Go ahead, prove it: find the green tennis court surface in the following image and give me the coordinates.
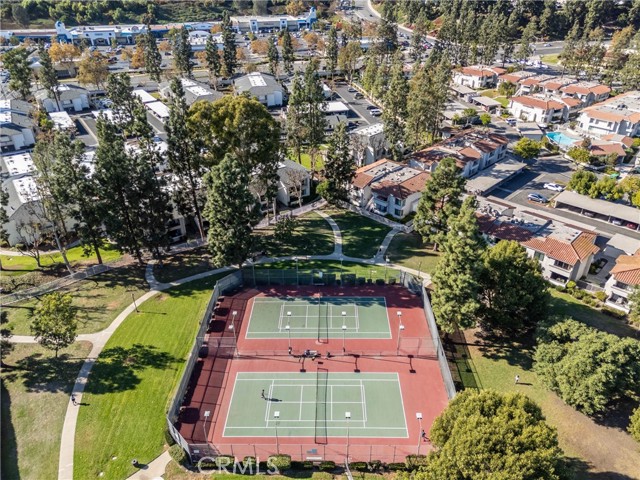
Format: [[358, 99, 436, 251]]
[[223, 372, 408, 438], [246, 296, 390, 339]]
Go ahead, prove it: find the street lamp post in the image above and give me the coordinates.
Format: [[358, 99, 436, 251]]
[[274, 411, 280, 454], [131, 292, 139, 313], [229, 324, 237, 355], [286, 325, 291, 350], [396, 311, 404, 355], [342, 311, 347, 353], [345, 412, 351, 459], [384, 256, 389, 281], [294, 257, 299, 285], [416, 412, 423, 455], [203, 410, 211, 443]]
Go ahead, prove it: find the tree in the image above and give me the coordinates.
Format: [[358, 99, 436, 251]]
[[286, 0, 306, 16], [415, 157, 465, 247], [377, 0, 398, 54], [222, 12, 237, 77], [286, 73, 306, 164], [382, 53, 408, 161], [567, 170, 597, 195], [281, 29, 295, 75], [337, 41, 362, 82], [567, 146, 591, 164], [479, 240, 548, 332], [12, 3, 30, 27], [323, 122, 355, 203], [0, 185, 9, 248], [418, 390, 567, 480], [166, 78, 206, 240], [142, 28, 162, 82], [49, 42, 80, 75], [361, 53, 378, 93], [431, 197, 485, 333], [39, 47, 60, 110], [204, 153, 258, 267], [513, 137, 542, 159], [620, 50, 640, 90], [534, 318, 640, 416], [498, 80, 517, 98], [0, 311, 13, 366], [629, 285, 640, 326], [515, 17, 538, 65], [267, 36, 280, 76], [3, 47, 32, 99], [170, 26, 193, 78], [589, 176, 624, 200], [302, 61, 327, 177], [31, 293, 78, 358], [630, 406, 640, 443], [77, 51, 109, 89], [326, 26, 339, 78], [479, 112, 491, 126], [204, 35, 222, 88]]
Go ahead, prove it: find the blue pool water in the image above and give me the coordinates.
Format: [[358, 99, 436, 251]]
[[546, 131, 579, 148]]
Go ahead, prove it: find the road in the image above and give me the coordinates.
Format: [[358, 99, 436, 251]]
[[333, 84, 381, 125]]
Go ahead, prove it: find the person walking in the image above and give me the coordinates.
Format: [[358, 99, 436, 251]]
[[71, 394, 77, 406], [515, 375, 520, 385], [261, 389, 265, 399]]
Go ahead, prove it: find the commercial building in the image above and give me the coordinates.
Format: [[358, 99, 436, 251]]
[[0, 99, 35, 152], [234, 72, 283, 107], [230, 8, 317, 33]]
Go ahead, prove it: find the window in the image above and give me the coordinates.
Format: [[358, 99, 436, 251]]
[[395, 197, 405, 206], [394, 208, 402, 217], [533, 251, 544, 261], [553, 260, 571, 271]]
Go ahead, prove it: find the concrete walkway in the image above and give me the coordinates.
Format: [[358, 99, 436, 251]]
[[315, 209, 343, 255], [127, 451, 171, 480], [375, 228, 401, 263]]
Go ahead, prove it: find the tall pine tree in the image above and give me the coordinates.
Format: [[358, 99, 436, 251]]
[[143, 26, 162, 82], [222, 12, 237, 77], [205, 34, 221, 88], [382, 53, 408, 161], [326, 26, 339, 79], [322, 122, 355, 203], [38, 47, 60, 111], [282, 29, 295, 75], [171, 26, 193, 78]]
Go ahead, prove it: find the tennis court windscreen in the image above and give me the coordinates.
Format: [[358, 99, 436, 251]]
[[314, 368, 328, 444]]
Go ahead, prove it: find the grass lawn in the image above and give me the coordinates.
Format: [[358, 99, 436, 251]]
[[73, 273, 231, 480], [3, 264, 148, 335], [287, 151, 324, 172], [480, 89, 509, 108], [1, 341, 92, 480], [541, 54, 561, 65], [254, 212, 335, 257], [153, 246, 214, 284], [324, 209, 391, 258], [255, 259, 400, 282], [0, 244, 122, 278], [385, 232, 440, 274], [450, 292, 640, 478]]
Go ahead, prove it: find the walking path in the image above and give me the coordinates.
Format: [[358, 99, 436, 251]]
[[8, 209, 427, 479], [375, 228, 401, 263]]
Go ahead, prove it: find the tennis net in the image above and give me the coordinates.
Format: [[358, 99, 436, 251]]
[[314, 368, 328, 444]]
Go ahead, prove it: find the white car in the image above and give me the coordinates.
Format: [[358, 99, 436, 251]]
[[370, 109, 382, 116], [543, 183, 564, 192]]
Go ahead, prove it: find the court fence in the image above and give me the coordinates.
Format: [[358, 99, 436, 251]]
[[166, 267, 457, 462], [166, 270, 243, 460], [241, 266, 408, 288]]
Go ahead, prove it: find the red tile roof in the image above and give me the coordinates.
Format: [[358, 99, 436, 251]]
[[590, 143, 626, 157], [476, 214, 536, 242], [522, 232, 599, 266], [611, 251, 640, 285], [372, 172, 430, 199], [511, 96, 566, 111]]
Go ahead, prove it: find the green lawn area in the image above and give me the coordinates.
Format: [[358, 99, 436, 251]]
[[449, 291, 640, 478], [0, 244, 122, 278], [153, 246, 214, 284], [73, 273, 230, 480], [480, 89, 509, 108], [255, 259, 400, 282], [1, 341, 92, 480], [287, 151, 324, 172], [3, 264, 148, 335], [541, 54, 561, 65], [385, 232, 441, 274], [254, 212, 335, 257], [324, 209, 391, 258]]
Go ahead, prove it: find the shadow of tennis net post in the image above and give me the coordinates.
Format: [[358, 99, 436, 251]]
[[314, 367, 328, 444]]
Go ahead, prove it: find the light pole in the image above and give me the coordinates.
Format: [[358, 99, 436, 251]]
[[342, 325, 347, 353], [417, 260, 422, 279], [416, 412, 423, 455], [396, 311, 404, 355], [286, 324, 291, 350], [345, 412, 351, 459], [274, 411, 280, 454], [294, 257, 299, 285], [229, 324, 237, 355], [384, 256, 389, 281], [369, 268, 376, 281], [203, 410, 211, 443], [131, 292, 139, 313], [232, 310, 237, 330]]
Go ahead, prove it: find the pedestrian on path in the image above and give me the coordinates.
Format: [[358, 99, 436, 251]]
[[515, 375, 520, 385], [421, 429, 427, 442], [261, 389, 265, 399], [71, 394, 77, 406]]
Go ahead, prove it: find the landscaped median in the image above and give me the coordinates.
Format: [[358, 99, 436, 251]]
[[73, 273, 230, 480]]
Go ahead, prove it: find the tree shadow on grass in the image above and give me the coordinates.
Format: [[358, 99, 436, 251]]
[[0, 380, 19, 480], [567, 457, 638, 480], [3, 352, 86, 394], [85, 344, 179, 395], [591, 398, 639, 431], [473, 328, 536, 371]]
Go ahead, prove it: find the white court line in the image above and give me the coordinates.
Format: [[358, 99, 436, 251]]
[[278, 303, 284, 331], [360, 380, 368, 423], [264, 380, 275, 424], [395, 372, 409, 436], [355, 303, 360, 330], [330, 385, 333, 421], [226, 425, 405, 430], [222, 373, 241, 435], [299, 385, 304, 420], [236, 378, 398, 383]]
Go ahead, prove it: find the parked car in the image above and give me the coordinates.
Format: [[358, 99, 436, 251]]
[[543, 43, 552, 47], [366, 105, 378, 110], [347, 87, 357, 93], [354, 92, 364, 99], [527, 193, 549, 204], [370, 109, 382, 116], [543, 183, 564, 192]]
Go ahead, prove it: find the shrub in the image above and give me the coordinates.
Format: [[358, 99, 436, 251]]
[[319, 460, 336, 471], [215, 455, 235, 468], [405, 454, 428, 470], [268, 454, 291, 471], [629, 407, 640, 442], [243, 456, 256, 467], [375, 278, 385, 285], [168, 444, 188, 465], [595, 291, 608, 302], [163, 425, 176, 446], [349, 461, 368, 472], [572, 289, 586, 299], [357, 276, 366, 285], [601, 306, 627, 319], [566, 280, 577, 290], [389, 277, 397, 285], [368, 460, 382, 471], [387, 462, 407, 471], [325, 273, 336, 285], [366, 278, 373, 284]]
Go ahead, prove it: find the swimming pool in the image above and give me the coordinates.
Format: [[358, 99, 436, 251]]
[[546, 131, 580, 148]]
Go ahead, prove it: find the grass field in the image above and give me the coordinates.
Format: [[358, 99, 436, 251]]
[[153, 246, 214, 284], [480, 89, 510, 108], [1, 342, 92, 480], [254, 260, 401, 282], [254, 212, 335, 257], [0, 244, 122, 278], [73, 273, 230, 480], [451, 291, 640, 479], [541, 54, 561, 65], [3, 264, 147, 335], [324, 209, 391, 258], [385, 232, 440, 274], [224, 373, 407, 438]]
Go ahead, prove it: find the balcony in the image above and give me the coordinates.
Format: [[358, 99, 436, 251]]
[[548, 272, 569, 286], [548, 261, 573, 275], [605, 294, 630, 312]]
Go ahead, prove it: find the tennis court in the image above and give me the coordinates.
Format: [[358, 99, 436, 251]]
[[223, 372, 408, 438], [246, 296, 390, 339]]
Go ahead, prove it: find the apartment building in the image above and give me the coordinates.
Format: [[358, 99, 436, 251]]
[[604, 250, 640, 312], [577, 91, 640, 137]]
